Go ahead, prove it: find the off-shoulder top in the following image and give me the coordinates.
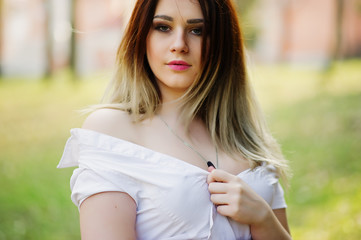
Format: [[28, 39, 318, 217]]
[[58, 128, 287, 240]]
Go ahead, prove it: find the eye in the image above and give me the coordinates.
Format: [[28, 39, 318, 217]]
[[155, 24, 171, 32], [190, 27, 203, 36]]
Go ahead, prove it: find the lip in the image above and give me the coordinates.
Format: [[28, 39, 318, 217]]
[[167, 60, 191, 71]]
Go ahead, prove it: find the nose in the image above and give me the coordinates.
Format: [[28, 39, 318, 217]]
[[170, 28, 189, 53]]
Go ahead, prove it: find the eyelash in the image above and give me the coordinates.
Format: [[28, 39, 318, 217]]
[[190, 28, 203, 36], [154, 24, 203, 36]]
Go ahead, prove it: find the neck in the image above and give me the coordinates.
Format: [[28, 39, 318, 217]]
[[157, 97, 185, 124]]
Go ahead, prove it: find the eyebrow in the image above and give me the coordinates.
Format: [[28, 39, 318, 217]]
[[153, 15, 204, 24]]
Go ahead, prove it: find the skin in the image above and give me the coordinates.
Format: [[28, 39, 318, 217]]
[[146, 0, 203, 102], [207, 166, 291, 240], [79, 0, 291, 239], [79, 192, 137, 240]]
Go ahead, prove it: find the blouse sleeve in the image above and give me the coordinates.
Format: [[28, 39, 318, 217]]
[[58, 129, 141, 209], [270, 181, 287, 209], [239, 164, 287, 210], [70, 166, 139, 208], [265, 164, 287, 209]]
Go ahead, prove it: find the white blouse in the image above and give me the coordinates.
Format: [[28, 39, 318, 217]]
[[58, 128, 287, 240]]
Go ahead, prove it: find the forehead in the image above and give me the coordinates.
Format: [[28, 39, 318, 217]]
[[154, 0, 203, 19]]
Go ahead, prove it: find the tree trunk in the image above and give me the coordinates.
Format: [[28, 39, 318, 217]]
[[44, 0, 53, 79], [70, 0, 77, 79], [334, 0, 344, 60], [0, 0, 4, 76]]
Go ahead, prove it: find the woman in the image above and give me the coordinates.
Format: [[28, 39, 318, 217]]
[[58, 0, 292, 239]]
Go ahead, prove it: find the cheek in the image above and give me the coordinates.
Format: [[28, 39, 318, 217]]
[[194, 46, 203, 69], [146, 38, 162, 65], [146, 39, 156, 67], [192, 39, 203, 64]]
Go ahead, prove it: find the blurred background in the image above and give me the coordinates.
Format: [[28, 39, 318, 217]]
[[0, 0, 360, 239]]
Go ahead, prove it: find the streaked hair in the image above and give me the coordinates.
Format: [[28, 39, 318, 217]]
[[100, 0, 291, 183]]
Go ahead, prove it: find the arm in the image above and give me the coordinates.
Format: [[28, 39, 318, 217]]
[[250, 208, 290, 240], [207, 169, 291, 240], [274, 208, 290, 233], [79, 110, 138, 239], [79, 192, 137, 240]]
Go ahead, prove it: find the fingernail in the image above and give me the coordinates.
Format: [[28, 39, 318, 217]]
[[207, 161, 216, 169]]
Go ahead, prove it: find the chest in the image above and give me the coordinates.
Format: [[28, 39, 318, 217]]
[[134, 120, 249, 174], [135, 171, 213, 238]]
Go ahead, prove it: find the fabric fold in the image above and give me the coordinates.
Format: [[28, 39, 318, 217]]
[[58, 128, 286, 240]]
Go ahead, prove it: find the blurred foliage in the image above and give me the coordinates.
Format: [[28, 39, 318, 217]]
[[236, 0, 259, 17], [0, 72, 105, 240], [252, 60, 361, 239], [357, 0, 361, 13], [235, 0, 259, 48], [0, 60, 361, 239], [235, 0, 256, 13]]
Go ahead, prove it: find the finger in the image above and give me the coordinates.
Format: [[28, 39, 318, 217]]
[[216, 205, 232, 217], [207, 161, 216, 169], [207, 169, 235, 184], [207, 171, 214, 184], [208, 182, 227, 194], [207, 166, 215, 173], [210, 193, 229, 205]]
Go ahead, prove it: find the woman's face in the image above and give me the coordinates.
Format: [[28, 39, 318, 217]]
[[146, 0, 204, 102]]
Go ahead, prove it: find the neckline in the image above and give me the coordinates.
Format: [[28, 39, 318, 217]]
[[73, 128, 252, 176], [157, 115, 219, 168]]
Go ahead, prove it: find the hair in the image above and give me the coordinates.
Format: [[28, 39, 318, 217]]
[[99, 0, 291, 184]]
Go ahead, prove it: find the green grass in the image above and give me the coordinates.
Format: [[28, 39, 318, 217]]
[[0, 74, 107, 239], [0, 60, 360, 239], [271, 93, 361, 239], [253, 60, 361, 239]]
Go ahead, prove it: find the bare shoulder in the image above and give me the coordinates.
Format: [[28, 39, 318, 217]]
[[82, 108, 136, 142]]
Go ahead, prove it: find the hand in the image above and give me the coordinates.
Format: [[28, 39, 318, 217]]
[[207, 168, 272, 226]]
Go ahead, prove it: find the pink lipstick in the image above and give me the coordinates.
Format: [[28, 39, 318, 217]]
[[167, 60, 191, 71]]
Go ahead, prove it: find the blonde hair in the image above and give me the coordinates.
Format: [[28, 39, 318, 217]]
[[97, 0, 291, 184]]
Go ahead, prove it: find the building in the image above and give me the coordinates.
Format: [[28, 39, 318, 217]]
[[0, 0, 134, 77], [254, 0, 361, 65], [0, 0, 360, 77]]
